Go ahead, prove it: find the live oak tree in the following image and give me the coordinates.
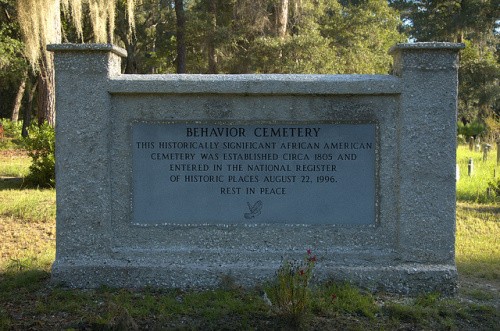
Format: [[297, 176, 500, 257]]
[[17, 0, 61, 126], [10, 0, 405, 120], [16, 0, 137, 126]]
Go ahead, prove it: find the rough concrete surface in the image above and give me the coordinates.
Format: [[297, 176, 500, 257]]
[[48, 42, 464, 295]]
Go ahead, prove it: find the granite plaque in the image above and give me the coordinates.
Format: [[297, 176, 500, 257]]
[[132, 123, 376, 225]]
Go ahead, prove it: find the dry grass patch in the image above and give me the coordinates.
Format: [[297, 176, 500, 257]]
[[0, 149, 30, 178], [0, 217, 55, 267], [456, 202, 500, 281]]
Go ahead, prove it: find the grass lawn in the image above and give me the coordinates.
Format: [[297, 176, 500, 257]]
[[0, 150, 30, 179], [0, 143, 499, 330], [456, 145, 500, 203]]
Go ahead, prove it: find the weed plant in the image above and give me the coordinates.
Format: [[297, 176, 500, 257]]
[[267, 250, 317, 325]]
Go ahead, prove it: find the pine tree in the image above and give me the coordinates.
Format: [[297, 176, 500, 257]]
[[390, 0, 499, 136]]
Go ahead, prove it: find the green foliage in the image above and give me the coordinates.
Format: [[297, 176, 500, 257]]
[[484, 115, 500, 143], [390, 0, 499, 43], [244, 32, 339, 74], [0, 26, 25, 79], [0, 0, 27, 82], [0, 118, 22, 138], [457, 119, 486, 138], [389, 1, 500, 126], [23, 122, 55, 187], [459, 40, 500, 123], [0, 0, 29, 119], [321, 0, 405, 74], [0, 118, 23, 149], [141, 0, 406, 74], [0, 307, 11, 330]]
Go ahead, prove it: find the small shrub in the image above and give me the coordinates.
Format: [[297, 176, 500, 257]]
[[23, 122, 55, 187], [0, 119, 23, 149], [0, 119, 23, 138]]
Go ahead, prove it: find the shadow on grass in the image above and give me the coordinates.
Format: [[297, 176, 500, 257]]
[[0, 268, 280, 330], [0, 269, 50, 297], [459, 203, 500, 215], [1, 268, 499, 330], [457, 258, 500, 281], [0, 177, 54, 191], [457, 192, 500, 204], [0, 177, 25, 191]]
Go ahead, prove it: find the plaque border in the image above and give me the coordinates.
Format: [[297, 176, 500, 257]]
[[129, 119, 380, 227]]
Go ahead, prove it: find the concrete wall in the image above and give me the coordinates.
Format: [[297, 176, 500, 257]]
[[48, 42, 463, 294]]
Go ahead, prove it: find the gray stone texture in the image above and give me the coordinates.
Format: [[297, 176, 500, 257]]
[[48, 42, 464, 295]]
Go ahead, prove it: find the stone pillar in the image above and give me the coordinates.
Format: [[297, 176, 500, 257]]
[[390, 43, 464, 268], [47, 44, 127, 284]]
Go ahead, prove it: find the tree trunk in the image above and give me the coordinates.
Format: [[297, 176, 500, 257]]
[[11, 70, 28, 122], [277, 0, 289, 38], [208, 0, 217, 74], [37, 58, 56, 127], [291, 0, 301, 35], [22, 78, 38, 138], [115, 7, 138, 74], [37, 0, 61, 127], [174, 0, 186, 73], [124, 38, 139, 74]]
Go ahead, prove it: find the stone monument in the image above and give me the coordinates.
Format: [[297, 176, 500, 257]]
[[48, 42, 464, 294]]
